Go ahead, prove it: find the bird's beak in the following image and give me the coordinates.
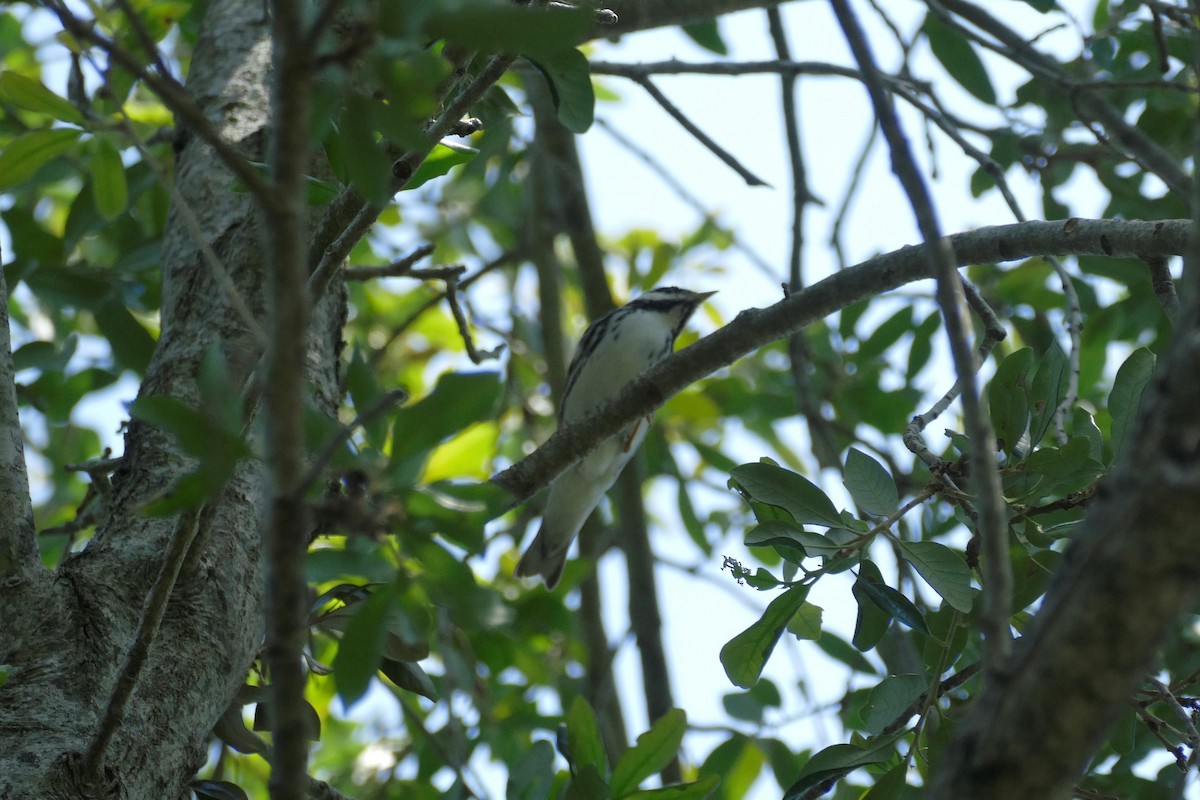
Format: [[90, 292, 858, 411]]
[[697, 290, 718, 301]]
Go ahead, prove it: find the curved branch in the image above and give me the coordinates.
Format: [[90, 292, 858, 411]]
[[490, 218, 1189, 502]]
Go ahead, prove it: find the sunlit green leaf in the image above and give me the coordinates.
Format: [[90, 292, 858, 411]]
[[333, 583, 396, 707], [988, 347, 1034, 456], [0, 128, 81, 190], [0, 70, 85, 124]]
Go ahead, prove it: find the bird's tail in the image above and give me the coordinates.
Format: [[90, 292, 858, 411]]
[[515, 525, 569, 589]]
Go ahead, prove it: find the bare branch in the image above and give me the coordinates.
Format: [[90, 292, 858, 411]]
[[630, 74, 769, 187]]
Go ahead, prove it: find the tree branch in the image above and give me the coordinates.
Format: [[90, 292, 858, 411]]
[[491, 218, 1190, 503], [263, 0, 316, 796]]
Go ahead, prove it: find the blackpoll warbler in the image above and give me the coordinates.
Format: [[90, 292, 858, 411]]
[[516, 287, 716, 588]]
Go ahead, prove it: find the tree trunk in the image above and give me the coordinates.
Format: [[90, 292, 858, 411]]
[[0, 0, 344, 795]]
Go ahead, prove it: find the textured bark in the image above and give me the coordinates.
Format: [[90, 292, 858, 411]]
[[0, 0, 344, 795]]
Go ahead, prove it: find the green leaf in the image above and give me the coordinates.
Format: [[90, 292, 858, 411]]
[[0, 128, 82, 190], [843, 449, 899, 516], [0, 70, 85, 124], [529, 48, 594, 133], [90, 136, 129, 220], [720, 584, 809, 688], [681, 20, 727, 55], [508, 740, 557, 800], [783, 735, 901, 800], [861, 674, 927, 735], [94, 299, 156, 372], [988, 347, 1034, 456], [1029, 341, 1069, 447], [898, 540, 976, 613], [856, 564, 929, 634], [611, 709, 686, 797], [346, 346, 388, 450], [851, 563, 892, 651], [814, 630, 877, 674], [391, 371, 501, 459], [787, 602, 823, 640], [405, 141, 480, 190], [623, 774, 720, 800], [190, 780, 250, 800], [425, 2, 592, 58], [333, 583, 396, 707], [566, 696, 609, 777], [1109, 347, 1154, 461], [921, 12, 997, 104], [730, 462, 844, 529], [339, 93, 392, 204], [378, 658, 437, 700]]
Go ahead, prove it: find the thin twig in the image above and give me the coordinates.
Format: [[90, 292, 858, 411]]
[[342, 244, 436, 280], [630, 74, 769, 187]]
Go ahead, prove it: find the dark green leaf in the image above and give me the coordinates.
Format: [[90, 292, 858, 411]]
[[391, 371, 501, 459], [425, 2, 592, 58], [1109, 347, 1154, 460], [622, 774, 720, 800], [856, 566, 930, 634], [90, 135, 129, 220], [681, 20, 727, 55], [529, 48, 594, 133], [843, 448, 899, 516], [190, 780, 250, 800], [1029, 341, 1068, 448], [814, 631, 877, 674], [720, 584, 809, 688], [94, 299, 156, 372], [861, 674, 926, 735], [0, 128, 82, 190], [379, 658, 438, 700], [610, 708, 686, 797], [346, 346, 388, 450], [988, 347, 1034, 456], [898, 541, 976, 613], [730, 462, 844, 529], [566, 696, 609, 777], [333, 583, 396, 707], [508, 740, 557, 800], [783, 735, 901, 800], [922, 13, 997, 104]]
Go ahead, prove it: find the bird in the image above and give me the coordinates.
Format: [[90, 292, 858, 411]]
[[515, 286, 716, 589]]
